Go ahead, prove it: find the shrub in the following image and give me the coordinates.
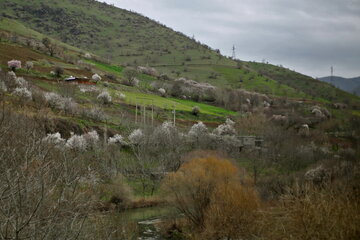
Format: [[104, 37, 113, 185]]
[[188, 121, 208, 140], [92, 73, 102, 82], [42, 132, 65, 146], [12, 87, 32, 101], [129, 129, 143, 145], [14, 77, 29, 88], [158, 88, 166, 97], [65, 134, 87, 151], [162, 156, 257, 235], [25, 61, 34, 71], [191, 106, 200, 116], [7, 60, 21, 71], [213, 118, 236, 136], [54, 66, 64, 77], [83, 130, 99, 148], [97, 91, 112, 104], [108, 134, 127, 146], [259, 184, 360, 240]]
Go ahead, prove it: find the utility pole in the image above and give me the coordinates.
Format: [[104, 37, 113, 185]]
[[331, 66, 334, 84], [232, 45, 236, 59]]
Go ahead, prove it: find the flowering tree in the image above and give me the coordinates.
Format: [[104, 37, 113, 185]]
[[92, 73, 102, 82], [83, 130, 99, 149], [213, 118, 236, 136], [97, 91, 112, 104], [129, 129, 143, 145], [65, 134, 87, 151], [158, 88, 166, 97], [25, 61, 34, 71], [42, 132, 65, 146], [7, 60, 21, 71], [12, 87, 32, 101], [108, 134, 127, 146]]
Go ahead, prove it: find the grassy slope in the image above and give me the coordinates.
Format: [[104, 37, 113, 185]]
[[0, 41, 234, 127], [1, 0, 359, 105]]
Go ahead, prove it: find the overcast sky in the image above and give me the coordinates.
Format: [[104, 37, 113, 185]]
[[103, 0, 360, 78]]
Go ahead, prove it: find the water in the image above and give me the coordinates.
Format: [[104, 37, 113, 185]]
[[121, 206, 173, 239]]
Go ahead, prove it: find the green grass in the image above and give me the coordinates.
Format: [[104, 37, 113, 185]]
[[118, 90, 235, 117], [84, 59, 124, 77]]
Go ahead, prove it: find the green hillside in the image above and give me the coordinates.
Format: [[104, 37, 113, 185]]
[[1, 0, 359, 106]]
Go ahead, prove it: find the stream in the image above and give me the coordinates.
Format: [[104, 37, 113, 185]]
[[121, 206, 173, 240]]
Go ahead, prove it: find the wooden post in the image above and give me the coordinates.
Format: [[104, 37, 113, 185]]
[[151, 103, 154, 126], [173, 104, 176, 126], [143, 104, 146, 125], [135, 101, 138, 123]]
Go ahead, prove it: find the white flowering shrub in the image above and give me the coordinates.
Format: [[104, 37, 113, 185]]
[[42, 132, 65, 146], [12, 87, 32, 100], [7, 71, 16, 81], [188, 121, 208, 140], [44, 92, 63, 109], [66, 134, 87, 151], [108, 134, 127, 146], [97, 91, 112, 104], [158, 88, 166, 96], [92, 73, 102, 82], [44, 92, 78, 114], [83, 130, 99, 147], [213, 118, 236, 136], [15, 77, 29, 88], [129, 129, 143, 145], [8, 60, 21, 71]]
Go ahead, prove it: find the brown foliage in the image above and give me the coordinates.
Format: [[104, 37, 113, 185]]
[[258, 184, 360, 240], [162, 156, 260, 239]]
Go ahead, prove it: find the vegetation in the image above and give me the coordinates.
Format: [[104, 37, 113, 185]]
[[0, 1, 359, 239]]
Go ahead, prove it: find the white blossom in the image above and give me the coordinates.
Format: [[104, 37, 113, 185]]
[[92, 73, 102, 82], [66, 134, 87, 151], [14, 77, 29, 88], [83, 130, 99, 147], [12, 87, 32, 100], [97, 91, 112, 104], [129, 129, 143, 145], [42, 132, 65, 146], [158, 88, 166, 96], [108, 134, 127, 146], [213, 118, 236, 136], [188, 121, 208, 139]]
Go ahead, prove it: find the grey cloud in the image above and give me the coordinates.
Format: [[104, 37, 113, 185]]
[[105, 0, 360, 77]]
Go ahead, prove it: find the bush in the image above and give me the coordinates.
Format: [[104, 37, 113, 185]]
[[162, 156, 258, 237], [97, 91, 112, 104], [54, 66, 64, 78], [65, 134, 87, 151], [108, 134, 127, 146], [259, 184, 360, 240], [158, 88, 166, 97], [191, 106, 200, 116], [129, 129, 143, 145], [12, 87, 32, 101], [25, 61, 34, 71], [92, 73, 102, 82]]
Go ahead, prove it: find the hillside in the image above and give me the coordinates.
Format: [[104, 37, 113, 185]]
[[318, 76, 360, 96], [1, 0, 359, 106]]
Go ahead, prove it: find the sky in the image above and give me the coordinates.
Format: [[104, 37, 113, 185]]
[[103, 0, 360, 78]]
